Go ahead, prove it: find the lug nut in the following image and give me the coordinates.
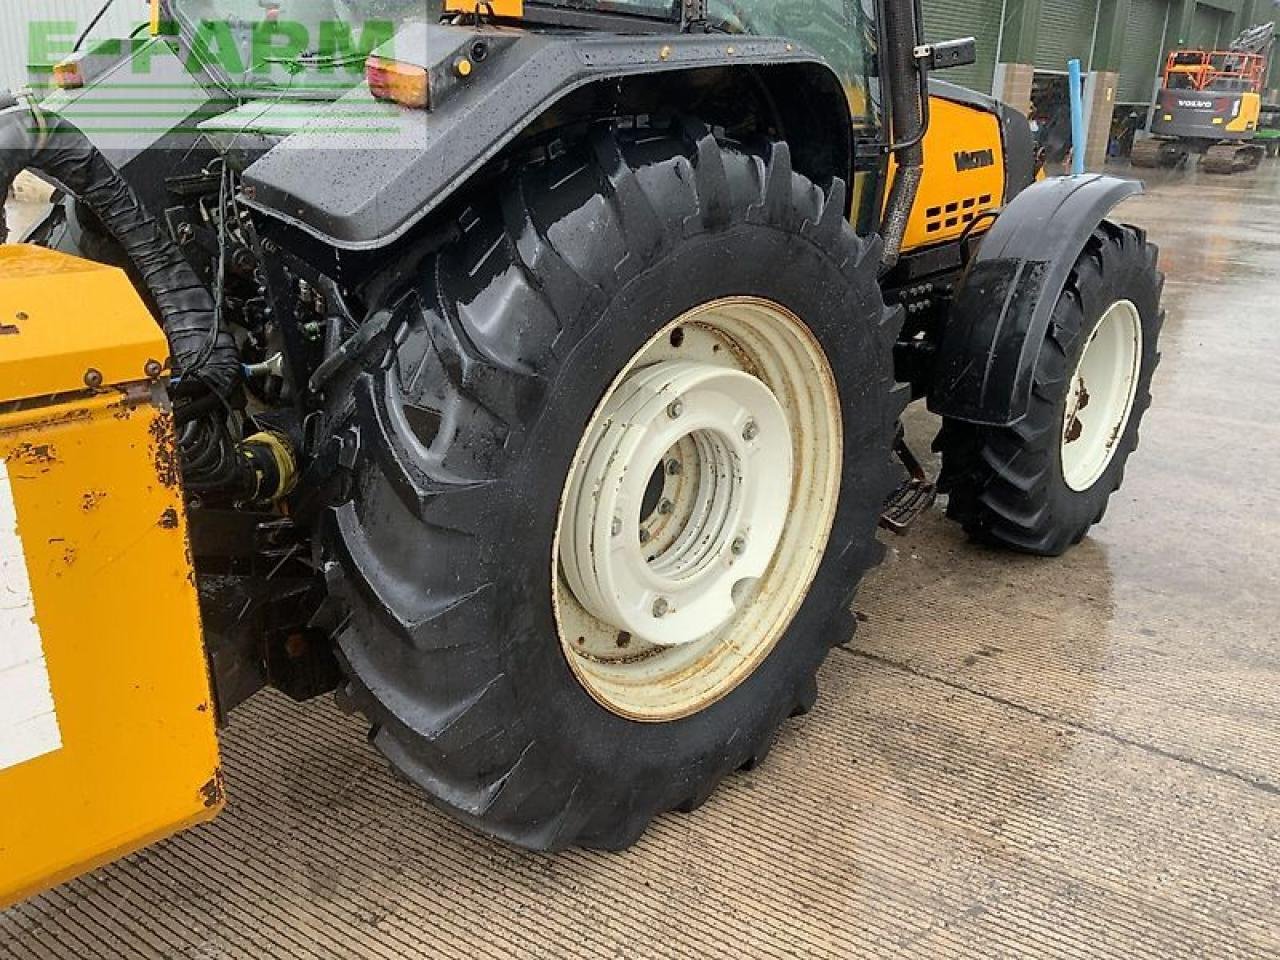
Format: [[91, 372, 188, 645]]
[[658, 499, 674, 515], [652, 597, 670, 618], [667, 399, 684, 419], [666, 459, 682, 476], [742, 420, 759, 441], [731, 536, 747, 556], [639, 528, 652, 544]]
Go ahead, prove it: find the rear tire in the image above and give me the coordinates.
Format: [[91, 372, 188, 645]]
[[935, 222, 1163, 556], [324, 119, 904, 850]]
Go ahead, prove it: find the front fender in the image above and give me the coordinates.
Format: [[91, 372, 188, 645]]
[[927, 174, 1143, 426]]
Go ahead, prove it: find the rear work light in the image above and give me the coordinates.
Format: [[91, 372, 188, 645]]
[[52, 56, 85, 90], [366, 56, 430, 109], [443, 0, 523, 15]]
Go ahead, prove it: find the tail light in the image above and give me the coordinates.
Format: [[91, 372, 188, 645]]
[[366, 56, 430, 110], [52, 56, 85, 90], [443, 0, 523, 14]]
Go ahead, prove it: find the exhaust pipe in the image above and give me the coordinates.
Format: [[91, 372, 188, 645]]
[[0, 94, 240, 399], [879, 0, 928, 272]]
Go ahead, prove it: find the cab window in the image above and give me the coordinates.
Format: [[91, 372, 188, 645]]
[[707, 0, 880, 126]]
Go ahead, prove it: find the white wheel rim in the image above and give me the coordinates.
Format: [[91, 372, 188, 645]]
[[1061, 299, 1143, 492], [552, 298, 842, 722]]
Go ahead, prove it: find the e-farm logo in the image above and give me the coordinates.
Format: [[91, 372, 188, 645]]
[[27, 17, 397, 81], [21, 17, 403, 140]]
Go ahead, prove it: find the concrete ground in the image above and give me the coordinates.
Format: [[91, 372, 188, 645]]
[[3, 161, 1278, 959]]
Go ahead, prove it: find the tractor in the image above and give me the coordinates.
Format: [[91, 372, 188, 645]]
[[0, 0, 1163, 904]]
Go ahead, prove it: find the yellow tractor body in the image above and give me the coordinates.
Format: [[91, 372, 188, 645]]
[[900, 95, 1008, 250]]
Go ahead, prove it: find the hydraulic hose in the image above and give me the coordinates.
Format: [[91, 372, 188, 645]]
[[0, 96, 240, 399], [879, 0, 927, 272]]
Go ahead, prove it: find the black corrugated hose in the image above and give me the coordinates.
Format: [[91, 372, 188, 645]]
[[0, 93, 240, 399]]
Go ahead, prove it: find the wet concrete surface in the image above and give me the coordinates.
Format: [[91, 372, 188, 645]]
[[2, 161, 1279, 958]]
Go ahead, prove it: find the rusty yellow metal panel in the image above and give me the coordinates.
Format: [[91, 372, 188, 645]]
[[0, 247, 171, 404], [0, 247, 220, 910]]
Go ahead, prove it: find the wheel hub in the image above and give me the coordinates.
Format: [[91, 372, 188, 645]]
[[552, 297, 842, 722], [1061, 299, 1142, 492], [561, 361, 792, 647]]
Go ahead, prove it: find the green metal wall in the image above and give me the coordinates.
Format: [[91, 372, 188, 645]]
[[920, 0, 1003, 92], [1034, 0, 1101, 72], [917, 0, 1273, 104], [1190, 2, 1231, 47], [1118, 0, 1173, 103]]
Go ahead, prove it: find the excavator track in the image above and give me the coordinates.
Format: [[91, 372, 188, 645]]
[[1202, 142, 1265, 174], [1130, 138, 1166, 168], [1131, 138, 1189, 169]]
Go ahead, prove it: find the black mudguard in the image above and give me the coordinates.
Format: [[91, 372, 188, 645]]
[[927, 174, 1143, 427], [239, 22, 852, 250]]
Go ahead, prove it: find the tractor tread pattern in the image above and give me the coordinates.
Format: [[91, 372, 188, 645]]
[[934, 222, 1164, 556], [324, 118, 904, 851]]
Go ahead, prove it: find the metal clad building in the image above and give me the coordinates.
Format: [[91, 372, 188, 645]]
[[921, 0, 1005, 94], [1119, 0, 1175, 104], [925, 0, 1276, 107], [1034, 0, 1099, 74]]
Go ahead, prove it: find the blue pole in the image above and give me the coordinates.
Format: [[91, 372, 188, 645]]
[[1068, 58, 1086, 174]]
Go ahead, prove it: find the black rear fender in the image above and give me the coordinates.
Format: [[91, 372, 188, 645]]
[[239, 23, 855, 251]]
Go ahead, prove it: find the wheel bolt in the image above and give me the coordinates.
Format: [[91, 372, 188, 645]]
[[658, 499, 674, 515], [667, 399, 684, 419], [667, 459, 682, 476], [731, 536, 747, 555], [611, 516, 622, 537], [652, 597, 670, 618], [639, 528, 652, 544], [742, 420, 759, 441]]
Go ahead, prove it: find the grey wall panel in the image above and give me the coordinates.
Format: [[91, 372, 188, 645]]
[[1118, 0, 1172, 103], [1190, 2, 1230, 47], [1034, 0, 1100, 72], [921, 0, 1003, 92]]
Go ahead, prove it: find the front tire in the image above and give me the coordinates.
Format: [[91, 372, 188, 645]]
[[935, 222, 1163, 556], [325, 119, 904, 850]]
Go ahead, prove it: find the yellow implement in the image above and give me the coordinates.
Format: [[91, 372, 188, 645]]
[[0, 247, 221, 909]]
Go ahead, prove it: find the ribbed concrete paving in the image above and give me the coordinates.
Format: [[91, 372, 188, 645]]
[[3, 162, 1278, 959]]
